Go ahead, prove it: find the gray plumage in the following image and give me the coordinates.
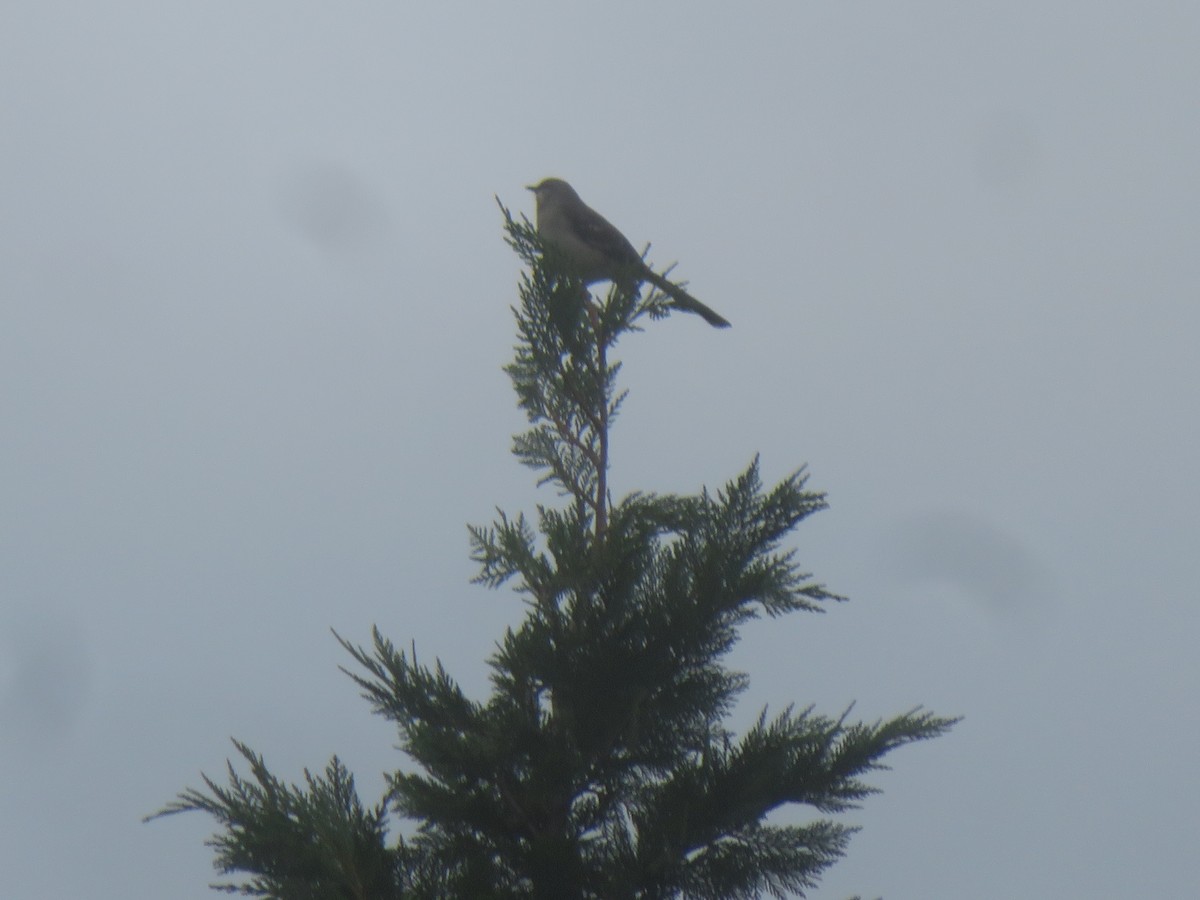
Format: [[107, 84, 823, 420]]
[[527, 178, 731, 328]]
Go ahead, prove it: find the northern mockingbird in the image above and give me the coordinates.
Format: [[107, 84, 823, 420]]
[[527, 178, 731, 328]]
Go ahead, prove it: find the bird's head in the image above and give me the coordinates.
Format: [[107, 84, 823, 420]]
[[526, 177, 580, 213]]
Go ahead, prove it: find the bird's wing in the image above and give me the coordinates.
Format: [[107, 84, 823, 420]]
[[565, 203, 642, 266]]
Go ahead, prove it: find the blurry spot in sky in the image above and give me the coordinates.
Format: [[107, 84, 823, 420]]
[[879, 510, 1054, 611], [0, 607, 92, 753], [277, 162, 391, 251], [971, 108, 1041, 191]]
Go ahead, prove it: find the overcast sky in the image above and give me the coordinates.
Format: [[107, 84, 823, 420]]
[[3, 3, 1198, 898]]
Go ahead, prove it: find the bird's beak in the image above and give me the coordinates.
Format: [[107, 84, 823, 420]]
[[525, 184, 537, 192]]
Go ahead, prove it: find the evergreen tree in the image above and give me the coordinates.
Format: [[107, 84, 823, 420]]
[[150, 202, 957, 898]]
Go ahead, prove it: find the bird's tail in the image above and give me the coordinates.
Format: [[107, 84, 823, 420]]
[[645, 270, 732, 328]]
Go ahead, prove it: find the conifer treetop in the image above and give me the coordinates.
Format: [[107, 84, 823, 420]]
[[148, 200, 957, 900]]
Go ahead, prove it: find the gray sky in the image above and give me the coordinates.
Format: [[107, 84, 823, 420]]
[[2, 3, 1198, 897]]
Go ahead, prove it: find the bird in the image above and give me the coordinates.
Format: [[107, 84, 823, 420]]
[[526, 178, 731, 328]]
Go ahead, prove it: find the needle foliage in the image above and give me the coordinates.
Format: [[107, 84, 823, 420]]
[[150, 204, 956, 899]]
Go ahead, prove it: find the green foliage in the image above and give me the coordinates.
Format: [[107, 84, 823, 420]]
[[148, 742, 400, 898], [151, 201, 957, 898]]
